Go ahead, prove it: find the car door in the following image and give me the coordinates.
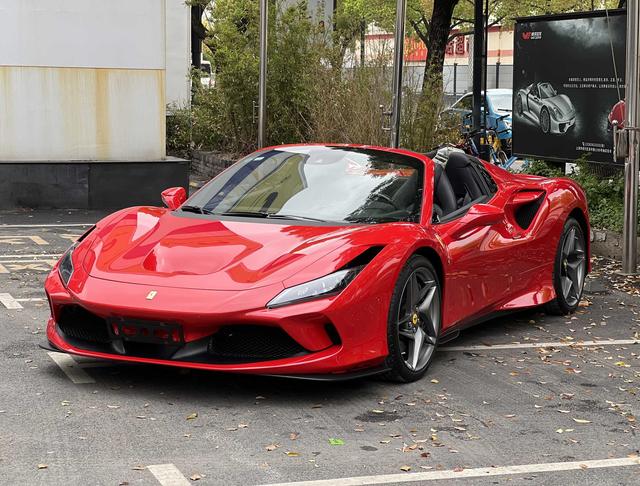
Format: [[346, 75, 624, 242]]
[[431, 157, 528, 327], [528, 85, 543, 120]]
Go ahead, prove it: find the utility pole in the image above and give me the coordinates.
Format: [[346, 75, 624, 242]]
[[622, 0, 640, 273], [257, 0, 268, 149], [390, 0, 407, 149]]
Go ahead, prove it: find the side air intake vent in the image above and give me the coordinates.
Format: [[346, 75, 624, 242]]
[[514, 195, 544, 230]]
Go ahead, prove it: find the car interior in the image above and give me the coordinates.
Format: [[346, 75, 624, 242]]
[[425, 149, 497, 223]]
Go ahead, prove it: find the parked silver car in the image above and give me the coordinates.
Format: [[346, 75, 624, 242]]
[[515, 82, 576, 135]]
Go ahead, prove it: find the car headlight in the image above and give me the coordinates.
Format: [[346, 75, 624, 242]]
[[57, 225, 96, 287], [58, 243, 77, 287], [267, 266, 364, 308]]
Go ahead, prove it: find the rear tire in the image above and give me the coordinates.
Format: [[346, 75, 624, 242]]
[[383, 256, 441, 383], [545, 218, 587, 315], [515, 95, 524, 116]]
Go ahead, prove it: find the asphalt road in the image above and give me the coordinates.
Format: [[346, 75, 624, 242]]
[[0, 209, 639, 486]]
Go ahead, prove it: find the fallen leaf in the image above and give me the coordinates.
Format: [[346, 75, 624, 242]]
[[400, 465, 411, 472], [186, 412, 198, 420], [37, 464, 48, 470], [190, 473, 202, 481], [430, 379, 439, 384], [131, 466, 146, 471], [572, 418, 592, 424], [285, 451, 300, 457], [265, 444, 280, 452], [289, 432, 300, 440], [328, 438, 345, 446]]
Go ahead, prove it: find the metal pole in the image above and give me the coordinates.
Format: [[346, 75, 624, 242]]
[[390, 0, 407, 149], [453, 63, 458, 96], [472, 0, 485, 151], [622, 0, 640, 273], [257, 0, 268, 149]]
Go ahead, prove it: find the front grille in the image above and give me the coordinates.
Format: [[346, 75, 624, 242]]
[[208, 326, 307, 363], [57, 305, 111, 344]]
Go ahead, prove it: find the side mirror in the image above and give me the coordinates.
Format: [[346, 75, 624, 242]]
[[161, 187, 187, 210], [451, 203, 503, 239]]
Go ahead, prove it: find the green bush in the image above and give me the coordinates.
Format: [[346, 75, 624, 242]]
[[522, 159, 638, 234], [168, 0, 455, 157]]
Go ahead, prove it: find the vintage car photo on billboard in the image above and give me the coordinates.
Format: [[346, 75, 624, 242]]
[[515, 82, 576, 135], [512, 10, 626, 163]]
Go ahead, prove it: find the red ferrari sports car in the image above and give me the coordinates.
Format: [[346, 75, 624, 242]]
[[44, 144, 589, 382]]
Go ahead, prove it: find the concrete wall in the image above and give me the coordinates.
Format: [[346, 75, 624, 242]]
[[0, 0, 167, 161]]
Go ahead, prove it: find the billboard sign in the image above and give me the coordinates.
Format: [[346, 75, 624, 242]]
[[513, 10, 626, 164]]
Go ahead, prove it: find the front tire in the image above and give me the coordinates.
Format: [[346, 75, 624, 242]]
[[540, 108, 551, 134], [384, 256, 441, 383], [545, 218, 587, 315]]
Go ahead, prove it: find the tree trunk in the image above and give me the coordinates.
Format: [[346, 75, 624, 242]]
[[422, 0, 459, 93]]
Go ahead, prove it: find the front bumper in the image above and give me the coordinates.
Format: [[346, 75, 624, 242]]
[[44, 268, 390, 377], [550, 116, 575, 134]]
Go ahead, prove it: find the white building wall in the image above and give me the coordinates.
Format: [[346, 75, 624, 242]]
[[0, 0, 167, 161], [165, 0, 191, 108]]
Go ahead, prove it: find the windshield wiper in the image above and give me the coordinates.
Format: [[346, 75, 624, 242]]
[[220, 210, 270, 218], [180, 205, 214, 215], [220, 211, 329, 223]]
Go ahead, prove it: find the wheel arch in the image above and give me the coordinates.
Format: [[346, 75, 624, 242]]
[[413, 246, 444, 291]]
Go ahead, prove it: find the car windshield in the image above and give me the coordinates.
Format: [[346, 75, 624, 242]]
[[185, 146, 424, 224], [539, 83, 557, 99], [488, 92, 512, 112]]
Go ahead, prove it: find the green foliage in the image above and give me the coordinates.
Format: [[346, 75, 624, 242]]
[[523, 160, 564, 178], [168, 0, 456, 156], [522, 158, 637, 234], [570, 160, 628, 233]]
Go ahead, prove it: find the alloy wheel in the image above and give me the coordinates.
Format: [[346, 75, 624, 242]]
[[559, 226, 586, 306], [396, 268, 440, 372], [541, 109, 550, 133]]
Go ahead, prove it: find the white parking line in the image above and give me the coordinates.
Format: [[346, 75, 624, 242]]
[[0, 223, 93, 228], [147, 464, 191, 486], [258, 457, 640, 486], [0, 293, 23, 309], [47, 352, 96, 384], [440, 339, 640, 352], [0, 235, 49, 245], [0, 254, 62, 259]]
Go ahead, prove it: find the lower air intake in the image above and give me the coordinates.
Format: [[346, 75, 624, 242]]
[[207, 326, 307, 363], [57, 305, 111, 344]]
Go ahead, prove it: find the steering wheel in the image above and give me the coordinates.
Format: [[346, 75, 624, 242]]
[[370, 193, 399, 209]]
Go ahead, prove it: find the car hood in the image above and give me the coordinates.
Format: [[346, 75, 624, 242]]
[[84, 207, 376, 291], [547, 95, 574, 116]]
